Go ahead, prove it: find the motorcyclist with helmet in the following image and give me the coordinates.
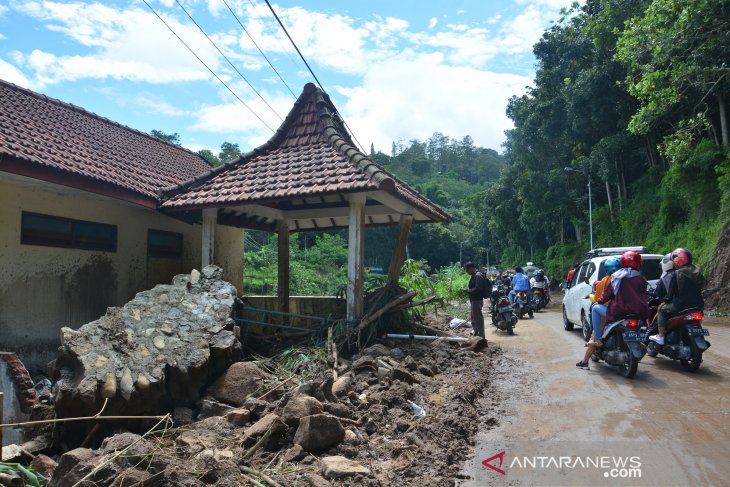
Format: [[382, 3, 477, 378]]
[[649, 248, 704, 346], [529, 269, 551, 305], [577, 250, 648, 369], [654, 253, 676, 301]]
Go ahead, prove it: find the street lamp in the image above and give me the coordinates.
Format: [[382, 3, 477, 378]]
[[564, 167, 593, 250]]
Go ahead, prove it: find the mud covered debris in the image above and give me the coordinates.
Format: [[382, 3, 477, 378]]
[[42, 316, 501, 486]]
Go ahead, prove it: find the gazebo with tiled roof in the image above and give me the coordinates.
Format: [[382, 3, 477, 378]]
[[161, 83, 449, 321]]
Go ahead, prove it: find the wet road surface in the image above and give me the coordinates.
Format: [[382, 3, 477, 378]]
[[461, 304, 730, 486]]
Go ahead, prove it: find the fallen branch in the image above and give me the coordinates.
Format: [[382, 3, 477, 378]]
[[241, 466, 284, 487], [394, 295, 439, 310], [242, 424, 276, 460], [355, 291, 417, 334], [241, 473, 266, 487], [257, 375, 297, 402]]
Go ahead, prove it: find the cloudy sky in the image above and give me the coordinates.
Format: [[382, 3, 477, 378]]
[[0, 0, 575, 154]]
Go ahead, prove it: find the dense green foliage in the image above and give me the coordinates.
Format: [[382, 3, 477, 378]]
[[478, 0, 729, 279]]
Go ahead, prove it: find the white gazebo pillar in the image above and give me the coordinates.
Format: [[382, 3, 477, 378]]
[[201, 208, 216, 267], [388, 213, 413, 284], [347, 194, 366, 322], [277, 220, 290, 315]]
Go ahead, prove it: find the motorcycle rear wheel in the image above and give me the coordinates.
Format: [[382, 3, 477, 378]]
[[618, 336, 638, 379], [680, 335, 702, 372], [507, 321, 514, 335]]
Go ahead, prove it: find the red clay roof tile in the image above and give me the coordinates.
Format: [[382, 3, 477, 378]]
[[0, 79, 211, 201], [161, 84, 448, 222]]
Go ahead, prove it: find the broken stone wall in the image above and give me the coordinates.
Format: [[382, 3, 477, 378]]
[[51, 266, 241, 429], [0, 177, 243, 370]]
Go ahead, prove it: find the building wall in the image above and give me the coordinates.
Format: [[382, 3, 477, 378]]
[[0, 175, 243, 370]]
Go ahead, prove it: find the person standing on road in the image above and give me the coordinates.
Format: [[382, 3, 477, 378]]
[[462, 262, 487, 338]]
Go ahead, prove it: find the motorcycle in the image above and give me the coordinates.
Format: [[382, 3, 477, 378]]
[[492, 285, 517, 335], [590, 315, 647, 379], [514, 290, 533, 319], [532, 288, 546, 312], [644, 308, 710, 372]]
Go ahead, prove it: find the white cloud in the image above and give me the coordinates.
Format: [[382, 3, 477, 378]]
[[12, 1, 222, 86], [0, 59, 32, 88], [188, 87, 293, 147], [428, 17, 437, 29], [0, 33, 6, 40], [498, 5, 546, 54], [405, 25, 498, 68], [133, 94, 190, 117], [337, 52, 532, 152]]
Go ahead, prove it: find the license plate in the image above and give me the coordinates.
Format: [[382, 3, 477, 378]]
[[498, 306, 512, 313], [687, 328, 710, 336], [623, 331, 646, 341]]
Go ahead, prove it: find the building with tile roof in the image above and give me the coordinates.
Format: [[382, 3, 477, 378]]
[[0, 79, 448, 366], [0, 78, 243, 368]]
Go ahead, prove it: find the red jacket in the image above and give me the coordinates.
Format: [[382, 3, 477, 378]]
[[567, 269, 576, 282], [598, 274, 648, 321]]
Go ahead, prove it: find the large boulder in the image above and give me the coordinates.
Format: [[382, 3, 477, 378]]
[[282, 395, 324, 426], [205, 361, 271, 406], [51, 266, 240, 426], [293, 414, 345, 453]]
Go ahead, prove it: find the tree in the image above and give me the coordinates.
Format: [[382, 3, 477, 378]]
[[616, 0, 730, 159], [219, 142, 241, 164], [150, 129, 181, 145], [197, 149, 221, 167]]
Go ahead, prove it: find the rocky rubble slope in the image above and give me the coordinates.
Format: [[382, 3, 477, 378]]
[[45, 335, 498, 486]]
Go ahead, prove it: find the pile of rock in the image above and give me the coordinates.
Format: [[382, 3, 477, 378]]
[[46, 335, 492, 486]]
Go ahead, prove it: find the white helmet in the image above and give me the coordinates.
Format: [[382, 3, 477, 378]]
[[661, 253, 675, 273]]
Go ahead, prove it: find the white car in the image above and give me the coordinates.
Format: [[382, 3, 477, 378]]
[[562, 247, 663, 341]]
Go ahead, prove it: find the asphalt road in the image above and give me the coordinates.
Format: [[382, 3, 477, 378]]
[[460, 303, 730, 487]]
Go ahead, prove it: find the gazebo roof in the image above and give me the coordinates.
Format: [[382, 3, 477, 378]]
[[160, 83, 449, 231]]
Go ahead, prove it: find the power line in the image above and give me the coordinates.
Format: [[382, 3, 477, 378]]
[[246, 0, 304, 74], [262, 0, 368, 154], [263, 0, 325, 93], [174, 0, 284, 121], [141, 0, 275, 133], [221, 0, 297, 99]]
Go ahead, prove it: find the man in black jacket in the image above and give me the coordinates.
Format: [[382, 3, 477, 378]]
[[649, 248, 704, 346], [462, 262, 489, 338]]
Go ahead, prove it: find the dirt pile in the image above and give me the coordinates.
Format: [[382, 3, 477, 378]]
[[42, 324, 499, 486], [704, 220, 730, 310]]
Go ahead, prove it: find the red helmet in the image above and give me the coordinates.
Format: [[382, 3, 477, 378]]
[[671, 248, 692, 268], [620, 250, 642, 270]]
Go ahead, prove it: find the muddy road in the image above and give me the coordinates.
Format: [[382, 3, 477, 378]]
[[461, 304, 730, 486]]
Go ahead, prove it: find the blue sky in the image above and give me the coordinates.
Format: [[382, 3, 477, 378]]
[[0, 0, 576, 155]]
